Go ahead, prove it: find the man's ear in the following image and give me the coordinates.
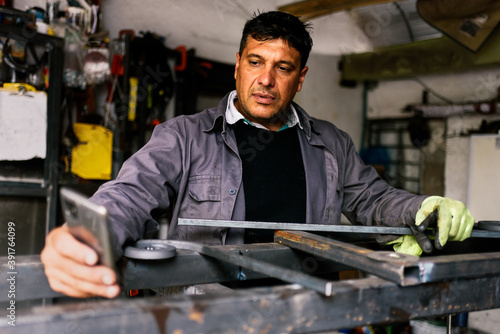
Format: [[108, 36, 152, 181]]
[[297, 66, 308, 92], [234, 52, 241, 80]]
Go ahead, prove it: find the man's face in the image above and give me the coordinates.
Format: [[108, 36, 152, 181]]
[[234, 37, 308, 131]]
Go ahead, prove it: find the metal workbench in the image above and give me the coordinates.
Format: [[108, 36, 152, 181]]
[[1, 230, 499, 333]]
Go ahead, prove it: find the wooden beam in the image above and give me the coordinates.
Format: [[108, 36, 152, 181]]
[[340, 26, 500, 81], [278, 0, 399, 17]]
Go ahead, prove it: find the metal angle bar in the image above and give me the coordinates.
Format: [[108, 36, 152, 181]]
[[275, 231, 500, 286], [274, 230, 417, 286], [178, 218, 500, 239], [149, 240, 334, 296], [2, 275, 500, 334]]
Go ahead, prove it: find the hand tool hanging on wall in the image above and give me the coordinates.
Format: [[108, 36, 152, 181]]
[[2, 36, 49, 89], [128, 31, 174, 149]]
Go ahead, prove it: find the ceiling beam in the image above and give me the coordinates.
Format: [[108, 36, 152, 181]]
[[278, 0, 400, 18], [340, 26, 500, 81]]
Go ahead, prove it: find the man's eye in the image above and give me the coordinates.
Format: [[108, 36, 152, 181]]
[[278, 66, 290, 72]]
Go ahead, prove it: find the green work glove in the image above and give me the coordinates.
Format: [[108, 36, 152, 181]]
[[375, 234, 424, 256], [414, 196, 475, 251], [386, 235, 423, 257]]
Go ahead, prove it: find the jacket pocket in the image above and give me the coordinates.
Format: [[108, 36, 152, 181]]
[[324, 172, 343, 223], [188, 174, 221, 202]]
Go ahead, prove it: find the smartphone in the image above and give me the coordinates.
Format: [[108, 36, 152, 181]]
[[60, 187, 116, 270]]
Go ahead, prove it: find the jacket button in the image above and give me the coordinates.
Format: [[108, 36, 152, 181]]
[[228, 188, 236, 195]]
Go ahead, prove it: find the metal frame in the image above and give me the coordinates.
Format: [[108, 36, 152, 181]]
[[0, 243, 350, 302], [1, 275, 500, 333], [2, 231, 500, 332], [137, 240, 335, 295]]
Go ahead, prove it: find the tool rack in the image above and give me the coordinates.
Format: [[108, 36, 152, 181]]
[[0, 18, 65, 234], [1, 229, 500, 333]]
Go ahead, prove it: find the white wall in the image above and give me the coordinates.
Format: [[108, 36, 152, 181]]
[[296, 54, 363, 148], [367, 67, 500, 119]]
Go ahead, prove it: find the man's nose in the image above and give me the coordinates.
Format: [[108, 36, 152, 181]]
[[258, 67, 275, 87]]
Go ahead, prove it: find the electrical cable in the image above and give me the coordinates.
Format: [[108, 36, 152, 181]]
[[394, 2, 414, 42], [91, 5, 99, 35], [2, 38, 47, 74], [412, 77, 456, 104]]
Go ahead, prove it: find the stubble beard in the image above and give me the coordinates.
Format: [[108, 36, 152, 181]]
[[238, 99, 291, 129]]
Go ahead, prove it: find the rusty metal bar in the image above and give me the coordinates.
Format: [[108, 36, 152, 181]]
[[274, 231, 500, 286], [274, 230, 418, 285]]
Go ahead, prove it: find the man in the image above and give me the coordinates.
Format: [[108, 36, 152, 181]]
[[41, 11, 474, 299]]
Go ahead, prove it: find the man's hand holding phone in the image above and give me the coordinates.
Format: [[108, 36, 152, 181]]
[[41, 225, 120, 298], [41, 188, 120, 299]]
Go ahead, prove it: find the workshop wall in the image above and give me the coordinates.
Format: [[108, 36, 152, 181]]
[[366, 66, 500, 200], [14, 0, 364, 148], [98, 0, 365, 149], [367, 67, 500, 118], [98, 0, 370, 62], [295, 53, 364, 148]]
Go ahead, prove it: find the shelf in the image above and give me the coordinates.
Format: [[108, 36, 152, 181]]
[[0, 22, 64, 233], [0, 181, 46, 197]]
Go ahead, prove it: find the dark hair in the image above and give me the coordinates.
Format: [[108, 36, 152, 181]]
[[238, 11, 313, 70]]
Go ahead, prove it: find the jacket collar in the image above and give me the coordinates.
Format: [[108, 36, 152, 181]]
[[203, 92, 231, 133], [292, 101, 318, 139]]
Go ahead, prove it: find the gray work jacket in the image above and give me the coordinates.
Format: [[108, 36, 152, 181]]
[[91, 93, 426, 257]]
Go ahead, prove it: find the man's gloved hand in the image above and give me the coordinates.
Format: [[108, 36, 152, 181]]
[[377, 196, 475, 256], [383, 235, 423, 257], [414, 196, 475, 251]]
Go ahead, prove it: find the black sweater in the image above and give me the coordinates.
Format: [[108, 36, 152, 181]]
[[233, 120, 306, 243]]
